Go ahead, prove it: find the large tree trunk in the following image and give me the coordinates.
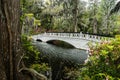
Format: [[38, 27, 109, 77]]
[[0, 0, 23, 80]]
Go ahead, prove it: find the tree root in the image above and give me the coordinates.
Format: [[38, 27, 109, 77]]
[[20, 67, 47, 80]]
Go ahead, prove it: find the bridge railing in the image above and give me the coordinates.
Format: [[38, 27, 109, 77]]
[[42, 32, 113, 42]]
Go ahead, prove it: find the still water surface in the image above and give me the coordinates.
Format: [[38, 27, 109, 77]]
[[32, 41, 88, 64]]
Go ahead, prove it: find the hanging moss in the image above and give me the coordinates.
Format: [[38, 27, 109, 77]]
[[34, 19, 41, 26], [25, 13, 34, 18]]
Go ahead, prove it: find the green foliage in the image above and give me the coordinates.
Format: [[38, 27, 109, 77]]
[[20, 0, 120, 35], [62, 67, 81, 80], [30, 63, 50, 73], [22, 35, 50, 75], [22, 35, 40, 66], [80, 37, 120, 80], [40, 14, 53, 31]]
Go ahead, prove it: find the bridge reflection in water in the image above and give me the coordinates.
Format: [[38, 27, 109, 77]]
[[32, 41, 88, 64], [32, 41, 88, 80]]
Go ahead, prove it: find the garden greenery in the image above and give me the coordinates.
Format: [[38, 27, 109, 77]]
[[21, 35, 50, 74], [80, 36, 120, 80]]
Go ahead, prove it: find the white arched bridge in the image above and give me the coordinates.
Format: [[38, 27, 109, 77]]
[[32, 32, 112, 50]]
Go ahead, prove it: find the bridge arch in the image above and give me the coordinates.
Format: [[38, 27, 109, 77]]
[[46, 39, 76, 48], [36, 39, 42, 42]]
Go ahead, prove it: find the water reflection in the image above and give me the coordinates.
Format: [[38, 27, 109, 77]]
[[32, 41, 88, 64]]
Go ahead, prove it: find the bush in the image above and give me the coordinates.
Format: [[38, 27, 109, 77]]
[[21, 35, 50, 75], [22, 35, 40, 66], [80, 36, 120, 80]]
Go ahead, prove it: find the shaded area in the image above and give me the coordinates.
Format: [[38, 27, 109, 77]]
[[47, 40, 75, 49], [36, 39, 42, 42]]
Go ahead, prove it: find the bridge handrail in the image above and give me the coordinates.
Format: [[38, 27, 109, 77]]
[[42, 32, 113, 41]]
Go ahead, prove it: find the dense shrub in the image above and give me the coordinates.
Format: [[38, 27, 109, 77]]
[[22, 35, 40, 66], [21, 35, 50, 74], [80, 36, 120, 80]]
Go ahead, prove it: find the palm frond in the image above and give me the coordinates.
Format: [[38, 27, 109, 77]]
[[110, 1, 120, 14]]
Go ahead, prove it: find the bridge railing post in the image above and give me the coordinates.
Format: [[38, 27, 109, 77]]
[[79, 32, 82, 38], [93, 35, 96, 41], [69, 33, 71, 38], [53, 33, 55, 36], [86, 34, 89, 39], [70, 33, 72, 37], [57, 33, 59, 36], [76, 33, 79, 38], [59, 33, 61, 37], [49, 33, 51, 36], [52, 33, 54, 36], [95, 36, 98, 41], [83, 34, 85, 39], [66, 33, 68, 37]]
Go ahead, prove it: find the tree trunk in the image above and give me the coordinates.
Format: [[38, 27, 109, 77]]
[[92, 0, 98, 34], [0, 0, 23, 80], [73, 0, 78, 32], [93, 18, 97, 34]]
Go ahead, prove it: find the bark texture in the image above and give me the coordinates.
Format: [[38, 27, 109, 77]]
[[0, 0, 23, 80], [73, 0, 78, 32]]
